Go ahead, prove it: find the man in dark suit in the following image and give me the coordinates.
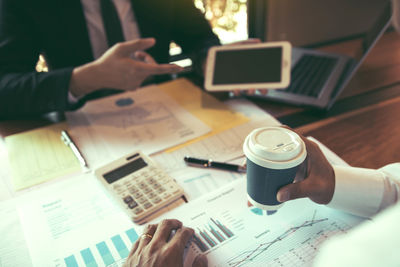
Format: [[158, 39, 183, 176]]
[[0, 0, 220, 118]]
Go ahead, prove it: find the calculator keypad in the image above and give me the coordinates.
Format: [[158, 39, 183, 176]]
[[117, 170, 183, 217], [128, 201, 138, 209], [96, 153, 184, 224]]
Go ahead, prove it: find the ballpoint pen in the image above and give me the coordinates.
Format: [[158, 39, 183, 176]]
[[184, 156, 246, 173], [61, 130, 89, 170]]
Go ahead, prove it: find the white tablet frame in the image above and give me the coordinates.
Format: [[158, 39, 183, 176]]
[[204, 42, 292, 91]]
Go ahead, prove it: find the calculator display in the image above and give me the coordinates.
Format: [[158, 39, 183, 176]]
[[103, 158, 147, 184]]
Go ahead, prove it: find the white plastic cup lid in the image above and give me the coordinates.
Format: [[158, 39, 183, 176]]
[[243, 127, 307, 169]]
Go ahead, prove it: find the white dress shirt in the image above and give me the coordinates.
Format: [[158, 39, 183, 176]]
[[80, 0, 141, 59], [328, 164, 400, 218], [314, 163, 400, 266], [314, 3, 400, 263]]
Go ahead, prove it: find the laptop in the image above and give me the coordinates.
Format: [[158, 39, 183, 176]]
[[250, 1, 393, 110]]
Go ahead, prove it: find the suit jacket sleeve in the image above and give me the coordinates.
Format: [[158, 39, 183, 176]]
[[171, 0, 221, 76], [0, 0, 76, 119]]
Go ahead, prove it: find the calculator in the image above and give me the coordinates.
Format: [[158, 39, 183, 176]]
[[95, 151, 185, 224]]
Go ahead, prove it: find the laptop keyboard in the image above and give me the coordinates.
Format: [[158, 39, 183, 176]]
[[282, 54, 338, 98]]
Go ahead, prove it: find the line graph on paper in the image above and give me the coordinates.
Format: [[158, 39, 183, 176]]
[[225, 211, 351, 267]]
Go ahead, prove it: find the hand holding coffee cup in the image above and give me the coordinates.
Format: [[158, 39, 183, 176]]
[[243, 127, 307, 211], [276, 134, 335, 205]]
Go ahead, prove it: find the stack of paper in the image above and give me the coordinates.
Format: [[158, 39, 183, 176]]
[[2, 78, 362, 267], [5, 123, 81, 191], [66, 79, 252, 169]]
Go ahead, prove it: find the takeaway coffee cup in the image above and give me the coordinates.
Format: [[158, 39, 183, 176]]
[[243, 127, 307, 210]]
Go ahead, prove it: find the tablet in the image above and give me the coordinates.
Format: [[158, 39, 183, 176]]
[[204, 42, 292, 91]]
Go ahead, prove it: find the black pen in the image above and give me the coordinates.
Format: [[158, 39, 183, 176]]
[[184, 156, 246, 173]]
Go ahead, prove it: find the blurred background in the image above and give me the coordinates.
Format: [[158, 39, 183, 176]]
[[36, 0, 388, 72]]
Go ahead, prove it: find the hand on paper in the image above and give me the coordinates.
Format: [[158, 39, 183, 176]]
[[70, 38, 183, 97], [124, 219, 207, 267], [277, 128, 335, 205]]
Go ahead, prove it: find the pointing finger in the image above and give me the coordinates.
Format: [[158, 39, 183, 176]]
[[134, 51, 157, 64], [136, 61, 183, 75], [115, 38, 156, 57]]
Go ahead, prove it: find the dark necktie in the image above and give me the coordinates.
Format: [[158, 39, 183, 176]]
[[100, 0, 125, 48]]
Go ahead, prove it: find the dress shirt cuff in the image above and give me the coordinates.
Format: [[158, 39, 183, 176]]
[[327, 166, 385, 218]]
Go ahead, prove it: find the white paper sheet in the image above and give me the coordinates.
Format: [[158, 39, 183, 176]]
[[152, 119, 276, 172], [170, 166, 244, 201], [64, 111, 112, 170], [0, 200, 32, 267], [66, 85, 211, 169], [154, 178, 364, 267], [151, 98, 280, 174], [17, 174, 141, 267], [152, 99, 280, 200], [151, 119, 278, 201]]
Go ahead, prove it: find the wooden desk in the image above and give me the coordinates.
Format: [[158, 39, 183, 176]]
[[0, 112, 64, 138], [296, 95, 400, 169]]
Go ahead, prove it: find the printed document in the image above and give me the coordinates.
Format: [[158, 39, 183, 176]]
[[159, 79, 249, 151], [155, 178, 365, 267], [17, 174, 141, 267], [0, 200, 32, 267], [67, 85, 211, 167]]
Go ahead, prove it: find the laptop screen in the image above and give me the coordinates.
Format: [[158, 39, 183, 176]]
[[326, 1, 392, 109], [353, 1, 392, 63]]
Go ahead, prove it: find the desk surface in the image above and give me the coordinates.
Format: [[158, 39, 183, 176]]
[[296, 95, 400, 169]]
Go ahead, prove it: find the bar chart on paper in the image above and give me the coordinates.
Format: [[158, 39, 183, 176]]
[[64, 228, 138, 267], [192, 217, 235, 253], [16, 175, 142, 267], [157, 179, 364, 267]]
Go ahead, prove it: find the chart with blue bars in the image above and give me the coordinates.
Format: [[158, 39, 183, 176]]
[[64, 228, 138, 267], [193, 218, 234, 252]]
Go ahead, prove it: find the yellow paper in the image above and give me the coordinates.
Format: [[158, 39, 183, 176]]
[[5, 123, 81, 191], [159, 78, 249, 152]]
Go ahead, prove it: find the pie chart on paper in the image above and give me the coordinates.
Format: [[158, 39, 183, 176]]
[[247, 201, 277, 216]]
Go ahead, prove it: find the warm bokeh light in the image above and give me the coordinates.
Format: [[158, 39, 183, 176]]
[[194, 0, 248, 44], [36, 55, 48, 73]]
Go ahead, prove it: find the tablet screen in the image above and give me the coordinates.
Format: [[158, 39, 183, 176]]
[[212, 47, 282, 85]]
